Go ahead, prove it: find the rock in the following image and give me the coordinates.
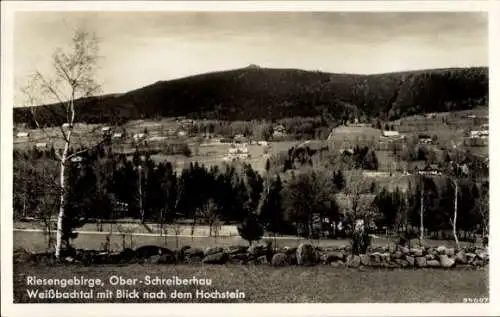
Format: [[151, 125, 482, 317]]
[[202, 252, 228, 264], [257, 255, 269, 264], [225, 245, 247, 254], [247, 245, 264, 256], [360, 254, 370, 266], [410, 248, 423, 257], [64, 256, 76, 263], [271, 253, 289, 267], [426, 260, 441, 267], [135, 245, 172, 259], [425, 254, 435, 261], [346, 255, 361, 268], [148, 254, 175, 264], [476, 252, 488, 261], [204, 247, 224, 257], [405, 255, 415, 267], [399, 246, 410, 255], [296, 243, 316, 266], [465, 253, 477, 263], [288, 253, 298, 265], [314, 251, 322, 264], [472, 258, 484, 267], [381, 252, 391, 262], [322, 251, 345, 263], [331, 260, 346, 268], [385, 261, 400, 269], [436, 245, 448, 255], [416, 256, 427, 268], [455, 251, 467, 264], [392, 251, 403, 259], [446, 248, 455, 257], [283, 247, 297, 256], [439, 255, 455, 268], [370, 252, 382, 264], [395, 259, 409, 268], [185, 248, 204, 257]]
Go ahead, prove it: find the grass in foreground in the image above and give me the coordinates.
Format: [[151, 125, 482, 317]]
[[13, 263, 488, 303]]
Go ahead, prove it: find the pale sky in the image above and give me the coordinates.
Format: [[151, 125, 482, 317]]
[[14, 11, 488, 96]]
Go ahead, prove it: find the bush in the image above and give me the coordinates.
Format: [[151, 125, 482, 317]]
[[237, 214, 264, 246], [350, 230, 371, 255]]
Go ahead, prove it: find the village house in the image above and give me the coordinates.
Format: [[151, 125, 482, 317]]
[[35, 142, 48, 149], [16, 132, 30, 138], [101, 126, 112, 136], [133, 133, 146, 141], [272, 124, 287, 138], [382, 130, 400, 138], [112, 132, 123, 139]]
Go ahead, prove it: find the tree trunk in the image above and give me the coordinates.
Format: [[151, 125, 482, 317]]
[[453, 179, 460, 250], [55, 144, 69, 259]]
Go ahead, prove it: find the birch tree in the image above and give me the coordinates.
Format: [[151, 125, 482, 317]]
[[20, 28, 102, 259]]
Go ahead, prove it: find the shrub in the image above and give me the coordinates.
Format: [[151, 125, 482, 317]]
[[350, 229, 371, 255], [237, 214, 264, 246]]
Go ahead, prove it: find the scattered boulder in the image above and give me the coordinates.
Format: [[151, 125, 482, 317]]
[[331, 260, 346, 268], [296, 243, 316, 266], [436, 245, 448, 255], [399, 246, 410, 255], [283, 247, 297, 256], [225, 245, 248, 255], [135, 245, 172, 259], [322, 251, 345, 263], [360, 254, 370, 266], [410, 248, 423, 257], [395, 259, 409, 268], [446, 248, 455, 257], [426, 259, 441, 268], [346, 255, 361, 268], [405, 255, 415, 267], [455, 251, 468, 264], [257, 255, 269, 265], [392, 251, 403, 259], [370, 252, 382, 265], [465, 253, 477, 263], [148, 254, 176, 264], [271, 253, 289, 267], [202, 252, 228, 264], [438, 255, 455, 268], [425, 254, 435, 261], [204, 247, 224, 257], [416, 256, 427, 268]]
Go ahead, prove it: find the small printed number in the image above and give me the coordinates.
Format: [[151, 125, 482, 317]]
[[463, 297, 489, 303]]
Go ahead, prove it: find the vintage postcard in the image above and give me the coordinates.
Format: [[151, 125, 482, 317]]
[[1, 1, 498, 316]]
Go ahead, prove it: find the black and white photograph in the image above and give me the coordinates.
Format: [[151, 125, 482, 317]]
[[1, 1, 498, 315]]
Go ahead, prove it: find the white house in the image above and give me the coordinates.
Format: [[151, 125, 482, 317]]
[[16, 132, 29, 138], [177, 130, 187, 137], [133, 133, 146, 141], [112, 133, 123, 139], [35, 142, 47, 149], [101, 126, 112, 135], [257, 141, 269, 147]]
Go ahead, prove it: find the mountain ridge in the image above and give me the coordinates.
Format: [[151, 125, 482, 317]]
[[13, 66, 488, 127]]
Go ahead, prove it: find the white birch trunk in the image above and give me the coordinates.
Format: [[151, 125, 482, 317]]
[[55, 141, 69, 259]]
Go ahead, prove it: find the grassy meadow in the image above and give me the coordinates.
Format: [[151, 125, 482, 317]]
[[13, 263, 488, 303]]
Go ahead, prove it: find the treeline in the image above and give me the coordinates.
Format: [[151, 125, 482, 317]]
[[14, 67, 488, 127], [14, 145, 488, 240]]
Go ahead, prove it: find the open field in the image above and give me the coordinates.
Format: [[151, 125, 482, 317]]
[[14, 230, 480, 253], [13, 263, 488, 303]]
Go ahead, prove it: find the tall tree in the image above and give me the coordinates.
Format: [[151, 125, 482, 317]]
[[22, 28, 103, 258]]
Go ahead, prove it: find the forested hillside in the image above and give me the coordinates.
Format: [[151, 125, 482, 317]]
[[14, 66, 488, 127]]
